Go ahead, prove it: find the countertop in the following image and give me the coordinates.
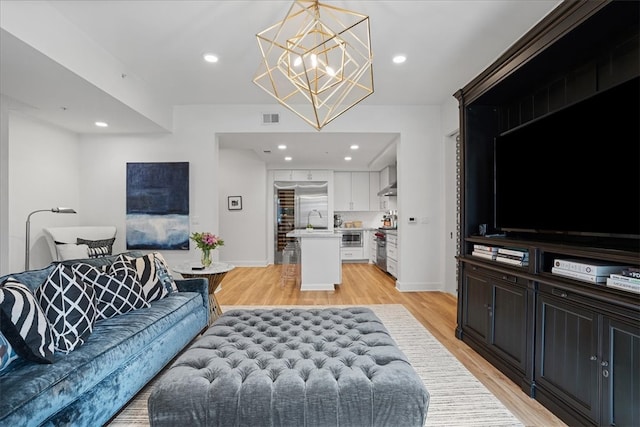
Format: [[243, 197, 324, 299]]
[[287, 230, 341, 238]]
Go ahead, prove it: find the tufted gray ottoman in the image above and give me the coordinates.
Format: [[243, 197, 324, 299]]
[[148, 307, 429, 427]]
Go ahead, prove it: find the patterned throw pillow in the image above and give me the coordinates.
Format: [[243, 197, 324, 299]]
[[77, 237, 116, 258], [0, 278, 54, 364], [123, 253, 171, 302], [0, 331, 19, 371], [154, 252, 179, 293], [73, 258, 149, 321], [35, 264, 96, 354]]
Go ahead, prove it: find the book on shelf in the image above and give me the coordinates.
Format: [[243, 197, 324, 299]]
[[472, 250, 497, 260], [551, 266, 607, 283], [606, 277, 640, 294], [553, 259, 631, 276], [620, 268, 640, 279], [496, 256, 529, 266], [473, 244, 499, 253], [608, 274, 640, 285], [497, 247, 528, 258], [496, 252, 529, 261]]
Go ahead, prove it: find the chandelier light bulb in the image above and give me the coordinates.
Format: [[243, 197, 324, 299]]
[[326, 66, 336, 76], [294, 57, 303, 67]]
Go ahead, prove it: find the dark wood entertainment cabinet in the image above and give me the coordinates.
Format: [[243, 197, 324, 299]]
[[453, 1, 639, 426]]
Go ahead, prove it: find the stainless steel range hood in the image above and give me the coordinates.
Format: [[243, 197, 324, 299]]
[[377, 165, 397, 196], [377, 182, 397, 196]]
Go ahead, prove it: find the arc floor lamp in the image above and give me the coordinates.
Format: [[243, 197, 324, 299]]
[[25, 207, 76, 269]]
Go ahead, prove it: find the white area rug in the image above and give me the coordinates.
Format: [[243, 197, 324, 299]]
[[108, 304, 522, 426]]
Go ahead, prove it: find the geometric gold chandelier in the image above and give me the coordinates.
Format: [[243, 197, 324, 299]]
[[253, 0, 374, 130]]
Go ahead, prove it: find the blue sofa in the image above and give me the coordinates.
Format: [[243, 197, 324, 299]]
[[0, 252, 209, 426]]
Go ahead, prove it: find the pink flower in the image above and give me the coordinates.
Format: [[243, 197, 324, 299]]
[[190, 232, 225, 250]]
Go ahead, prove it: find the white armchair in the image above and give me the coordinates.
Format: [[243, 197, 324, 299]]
[[43, 226, 117, 261]]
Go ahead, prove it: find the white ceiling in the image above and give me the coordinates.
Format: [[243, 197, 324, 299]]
[[0, 0, 561, 170]]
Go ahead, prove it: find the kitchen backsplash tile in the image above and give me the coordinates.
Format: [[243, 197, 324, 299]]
[[333, 211, 385, 229]]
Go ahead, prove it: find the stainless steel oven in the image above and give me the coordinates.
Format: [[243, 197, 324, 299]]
[[374, 229, 387, 271], [340, 230, 363, 248]]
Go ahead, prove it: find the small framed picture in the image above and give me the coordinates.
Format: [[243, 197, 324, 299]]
[[228, 196, 242, 211]]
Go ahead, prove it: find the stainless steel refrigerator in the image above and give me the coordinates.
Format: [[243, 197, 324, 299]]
[[274, 181, 328, 264]]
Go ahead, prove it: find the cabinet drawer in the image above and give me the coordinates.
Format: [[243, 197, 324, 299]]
[[387, 245, 398, 261], [466, 263, 527, 286], [386, 234, 397, 245], [387, 259, 397, 277], [341, 248, 364, 260]]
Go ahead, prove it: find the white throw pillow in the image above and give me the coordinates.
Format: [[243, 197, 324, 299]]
[[56, 243, 90, 261]]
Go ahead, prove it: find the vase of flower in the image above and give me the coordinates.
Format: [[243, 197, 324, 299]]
[[190, 232, 224, 269], [201, 248, 212, 268]]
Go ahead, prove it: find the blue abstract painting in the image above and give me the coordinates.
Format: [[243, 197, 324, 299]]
[[126, 162, 189, 250]]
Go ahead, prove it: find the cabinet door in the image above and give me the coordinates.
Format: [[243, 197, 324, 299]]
[[601, 317, 640, 427], [334, 172, 351, 211], [350, 172, 369, 210], [535, 293, 599, 423], [462, 265, 529, 378], [273, 170, 293, 181], [369, 172, 380, 211], [462, 267, 492, 341], [491, 281, 527, 371]]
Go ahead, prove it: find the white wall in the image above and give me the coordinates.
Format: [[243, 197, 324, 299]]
[[1, 97, 9, 274], [218, 148, 268, 266], [2, 101, 457, 293], [7, 113, 81, 272], [442, 96, 461, 295]]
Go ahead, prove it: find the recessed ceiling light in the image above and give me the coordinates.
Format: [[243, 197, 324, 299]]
[[284, 156, 292, 161], [350, 144, 359, 150], [393, 55, 406, 64], [278, 144, 287, 150], [95, 121, 108, 127], [344, 156, 352, 161], [203, 54, 219, 63]]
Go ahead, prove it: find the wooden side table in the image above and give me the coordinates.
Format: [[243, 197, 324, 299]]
[[173, 262, 235, 325]]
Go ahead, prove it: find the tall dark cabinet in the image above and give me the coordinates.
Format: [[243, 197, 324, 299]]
[[454, 1, 639, 426]]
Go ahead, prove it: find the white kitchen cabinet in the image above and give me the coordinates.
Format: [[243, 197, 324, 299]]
[[387, 258, 398, 277], [274, 170, 331, 181], [334, 171, 369, 211], [369, 172, 380, 211], [287, 230, 341, 291], [273, 170, 293, 181], [292, 170, 331, 181], [386, 232, 398, 278], [341, 247, 365, 261]]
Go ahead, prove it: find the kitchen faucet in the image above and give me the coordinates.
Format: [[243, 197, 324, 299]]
[[307, 209, 322, 229]]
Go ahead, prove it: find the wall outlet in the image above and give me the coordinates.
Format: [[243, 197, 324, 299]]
[[408, 217, 417, 223]]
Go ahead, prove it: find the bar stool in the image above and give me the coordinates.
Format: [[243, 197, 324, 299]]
[[280, 240, 300, 288]]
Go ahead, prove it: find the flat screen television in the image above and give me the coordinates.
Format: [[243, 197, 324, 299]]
[[494, 76, 640, 239]]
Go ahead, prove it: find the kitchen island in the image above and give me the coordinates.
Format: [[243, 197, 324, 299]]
[[286, 229, 341, 291]]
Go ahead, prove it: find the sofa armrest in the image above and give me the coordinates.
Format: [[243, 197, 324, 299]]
[[175, 278, 209, 317]]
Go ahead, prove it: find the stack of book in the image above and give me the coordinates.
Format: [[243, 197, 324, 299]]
[[552, 259, 631, 284], [606, 267, 640, 294], [496, 248, 528, 266], [471, 244, 498, 260]]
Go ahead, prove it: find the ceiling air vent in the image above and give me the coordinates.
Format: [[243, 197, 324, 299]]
[[262, 113, 279, 125]]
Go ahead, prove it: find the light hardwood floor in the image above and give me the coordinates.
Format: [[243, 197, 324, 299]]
[[215, 263, 566, 427]]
